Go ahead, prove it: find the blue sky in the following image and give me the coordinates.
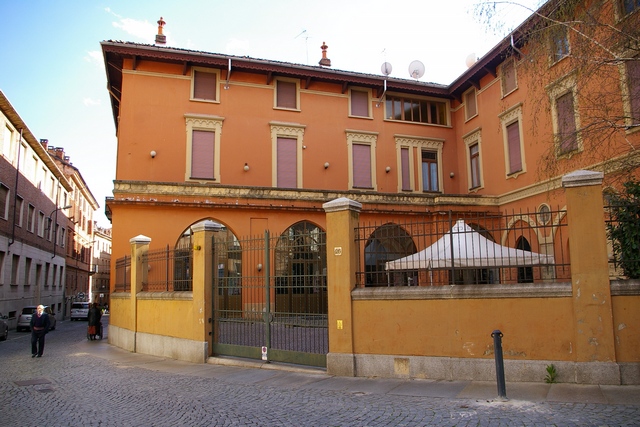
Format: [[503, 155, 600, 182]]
[[0, 0, 539, 228]]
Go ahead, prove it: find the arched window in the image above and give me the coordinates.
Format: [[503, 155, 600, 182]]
[[364, 224, 416, 287], [516, 236, 534, 283]]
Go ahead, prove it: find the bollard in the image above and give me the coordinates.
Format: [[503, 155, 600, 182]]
[[491, 330, 507, 400]]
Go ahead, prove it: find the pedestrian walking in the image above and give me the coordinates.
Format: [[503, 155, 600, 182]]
[[30, 305, 51, 358], [88, 303, 102, 340]]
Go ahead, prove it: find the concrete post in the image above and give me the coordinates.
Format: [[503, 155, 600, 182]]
[[129, 234, 151, 351], [191, 220, 222, 358], [323, 197, 362, 376], [562, 170, 618, 383]]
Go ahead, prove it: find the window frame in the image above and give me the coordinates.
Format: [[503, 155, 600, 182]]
[[348, 87, 372, 119], [347, 131, 378, 191], [395, 136, 444, 193], [499, 103, 527, 178], [274, 78, 300, 111], [190, 67, 220, 103], [500, 58, 518, 97], [619, 51, 640, 132], [270, 122, 306, 188], [27, 204, 35, 233], [549, 25, 570, 65], [547, 74, 582, 157], [185, 114, 224, 182], [463, 129, 483, 191], [384, 93, 449, 126], [464, 88, 478, 121], [0, 183, 8, 220]]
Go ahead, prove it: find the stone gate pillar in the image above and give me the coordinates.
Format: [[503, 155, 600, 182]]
[[562, 170, 618, 383], [130, 234, 151, 351], [323, 197, 362, 376]]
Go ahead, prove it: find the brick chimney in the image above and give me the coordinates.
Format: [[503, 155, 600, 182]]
[[155, 17, 166, 45], [319, 42, 331, 67], [40, 139, 48, 149]]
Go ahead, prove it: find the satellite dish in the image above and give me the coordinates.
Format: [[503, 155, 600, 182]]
[[408, 60, 425, 80], [465, 53, 477, 68], [381, 62, 392, 76]]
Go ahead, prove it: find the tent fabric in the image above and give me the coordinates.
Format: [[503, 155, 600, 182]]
[[385, 220, 554, 270]]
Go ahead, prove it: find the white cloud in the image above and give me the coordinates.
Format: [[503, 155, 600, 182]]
[[225, 38, 252, 56], [83, 98, 101, 107], [84, 50, 103, 66]]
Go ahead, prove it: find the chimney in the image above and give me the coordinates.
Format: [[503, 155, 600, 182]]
[[319, 42, 331, 67], [40, 139, 49, 149], [155, 17, 166, 45]]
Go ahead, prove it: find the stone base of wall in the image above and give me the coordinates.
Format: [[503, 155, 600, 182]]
[[108, 325, 208, 364], [331, 353, 638, 385]]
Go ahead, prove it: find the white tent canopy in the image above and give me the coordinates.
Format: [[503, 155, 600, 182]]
[[385, 220, 554, 270]]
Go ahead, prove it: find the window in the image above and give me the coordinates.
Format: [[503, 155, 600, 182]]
[[270, 123, 305, 188], [624, 57, 640, 128], [501, 59, 517, 96], [27, 204, 35, 232], [421, 150, 439, 192], [385, 95, 448, 125], [277, 137, 297, 188], [185, 114, 223, 182], [349, 89, 370, 118], [191, 69, 218, 102], [499, 104, 526, 177], [464, 130, 483, 190], [464, 89, 477, 120], [555, 92, 578, 153], [347, 131, 378, 190], [275, 79, 298, 110], [0, 184, 8, 219], [11, 254, 19, 286], [395, 136, 443, 193], [0, 250, 5, 285], [620, 0, 639, 16], [550, 25, 569, 63], [24, 257, 32, 287], [15, 196, 23, 227], [38, 211, 45, 237]]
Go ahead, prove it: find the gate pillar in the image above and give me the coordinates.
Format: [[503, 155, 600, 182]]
[[130, 234, 151, 351], [323, 197, 362, 376]]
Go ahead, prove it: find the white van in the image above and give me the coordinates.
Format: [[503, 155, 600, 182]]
[[70, 302, 90, 321]]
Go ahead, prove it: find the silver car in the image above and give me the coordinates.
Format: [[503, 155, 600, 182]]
[[16, 306, 57, 332], [70, 302, 90, 321], [0, 312, 8, 341]]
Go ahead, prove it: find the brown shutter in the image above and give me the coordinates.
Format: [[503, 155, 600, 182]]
[[557, 92, 577, 152], [277, 137, 297, 188], [193, 71, 217, 101], [277, 81, 297, 109], [352, 144, 372, 188], [507, 122, 522, 173], [350, 90, 368, 117], [401, 148, 411, 190], [191, 130, 215, 179], [628, 59, 640, 122]]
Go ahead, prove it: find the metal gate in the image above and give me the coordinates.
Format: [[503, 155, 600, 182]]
[[211, 225, 328, 367]]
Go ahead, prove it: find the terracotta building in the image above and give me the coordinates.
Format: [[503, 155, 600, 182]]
[[102, 2, 639, 382]]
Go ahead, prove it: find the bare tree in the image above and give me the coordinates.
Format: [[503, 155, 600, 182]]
[[475, 0, 640, 187]]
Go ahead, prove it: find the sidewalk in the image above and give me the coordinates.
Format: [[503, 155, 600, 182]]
[[81, 338, 640, 406]]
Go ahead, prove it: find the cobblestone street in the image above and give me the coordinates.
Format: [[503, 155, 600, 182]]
[[1, 317, 638, 426]]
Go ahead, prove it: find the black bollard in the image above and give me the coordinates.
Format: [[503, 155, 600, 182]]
[[491, 330, 507, 400]]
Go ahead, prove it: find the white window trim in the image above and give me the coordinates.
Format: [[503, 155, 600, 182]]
[[463, 129, 484, 192], [347, 130, 378, 191], [348, 87, 373, 119], [498, 103, 527, 179], [273, 77, 301, 111], [190, 67, 221, 103], [464, 88, 478, 121], [185, 114, 224, 182], [270, 122, 306, 188], [500, 58, 518, 98], [395, 135, 444, 193], [546, 74, 582, 157]]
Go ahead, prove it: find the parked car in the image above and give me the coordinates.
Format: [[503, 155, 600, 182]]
[[70, 302, 90, 321], [16, 306, 57, 332], [0, 312, 8, 341]]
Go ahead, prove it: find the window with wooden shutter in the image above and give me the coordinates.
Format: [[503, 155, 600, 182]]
[[352, 144, 372, 188], [277, 137, 297, 188], [556, 92, 578, 153], [191, 130, 215, 179], [400, 147, 411, 191], [276, 80, 297, 109], [507, 122, 522, 174], [501, 60, 517, 95], [193, 70, 217, 101], [464, 89, 477, 120], [627, 58, 640, 125], [350, 89, 369, 117]]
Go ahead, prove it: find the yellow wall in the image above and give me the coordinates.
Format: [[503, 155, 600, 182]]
[[612, 294, 640, 363]]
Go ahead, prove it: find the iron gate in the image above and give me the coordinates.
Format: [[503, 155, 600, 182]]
[[211, 226, 328, 367]]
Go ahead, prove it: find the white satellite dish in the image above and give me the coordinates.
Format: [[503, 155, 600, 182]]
[[465, 53, 477, 68], [409, 60, 425, 80], [381, 62, 392, 76]]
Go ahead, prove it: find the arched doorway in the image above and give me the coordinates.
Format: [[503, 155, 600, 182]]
[[364, 224, 416, 286]]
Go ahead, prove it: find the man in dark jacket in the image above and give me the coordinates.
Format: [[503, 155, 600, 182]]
[[30, 305, 51, 358], [87, 303, 102, 340]]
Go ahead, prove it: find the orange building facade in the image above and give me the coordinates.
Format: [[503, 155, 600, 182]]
[[102, 1, 639, 383]]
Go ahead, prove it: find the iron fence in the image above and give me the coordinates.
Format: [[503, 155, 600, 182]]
[[356, 208, 570, 287], [114, 255, 130, 292], [143, 244, 193, 292]]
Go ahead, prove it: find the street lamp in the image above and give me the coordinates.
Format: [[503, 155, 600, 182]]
[[50, 204, 72, 259]]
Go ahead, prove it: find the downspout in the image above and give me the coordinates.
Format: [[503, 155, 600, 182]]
[[8, 129, 23, 247]]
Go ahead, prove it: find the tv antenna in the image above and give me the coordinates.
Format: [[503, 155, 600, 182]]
[[409, 60, 425, 80], [295, 29, 310, 65]]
